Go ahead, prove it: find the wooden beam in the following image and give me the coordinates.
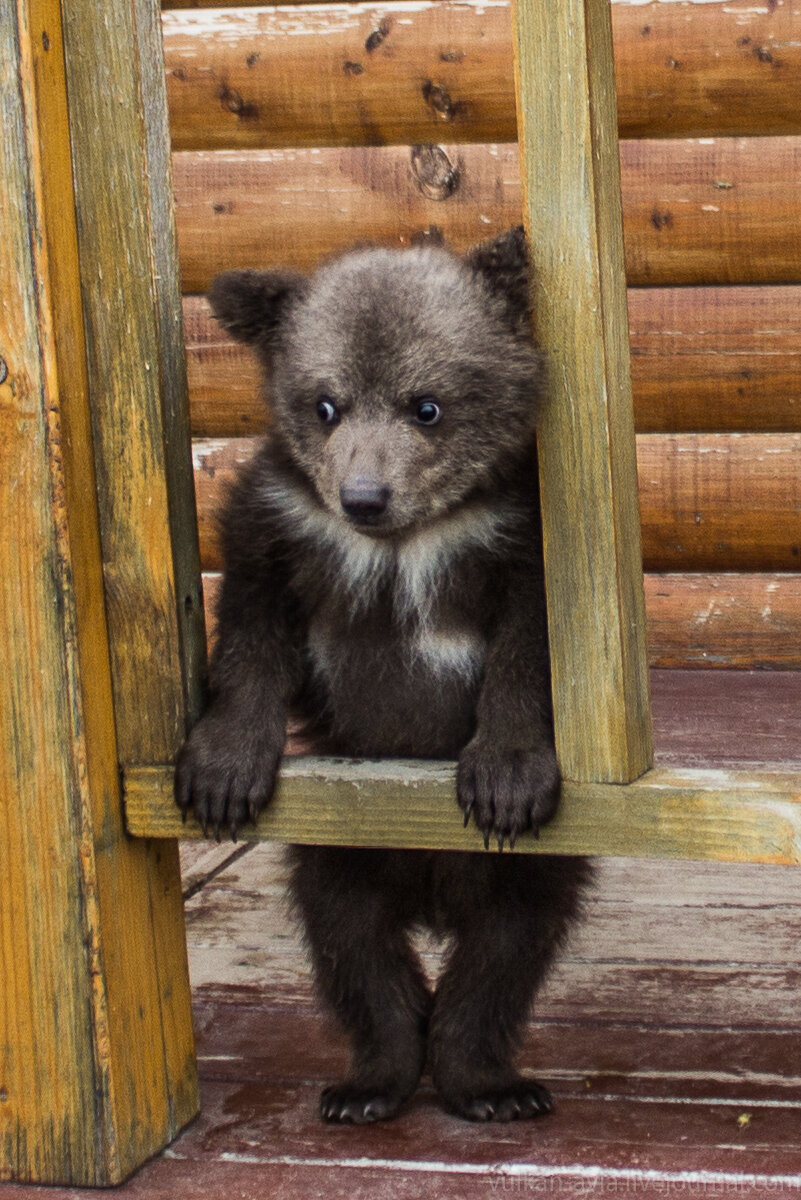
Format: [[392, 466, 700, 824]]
[[123, 760, 801, 866], [638, 434, 801, 573], [173, 139, 801, 293], [190, 434, 801, 575], [644, 574, 801, 671], [197, 571, 801, 671], [627, 286, 801, 434], [61, 0, 206, 760], [183, 287, 801, 438], [511, 0, 652, 783], [0, 0, 197, 1184], [160, 1, 801, 149]]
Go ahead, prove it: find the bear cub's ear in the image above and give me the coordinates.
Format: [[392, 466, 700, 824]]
[[464, 226, 532, 335], [207, 269, 307, 348]]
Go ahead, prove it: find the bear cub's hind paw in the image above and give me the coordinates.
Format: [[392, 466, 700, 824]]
[[449, 1078, 554, 1122], [320, 1083, 408, 1124]]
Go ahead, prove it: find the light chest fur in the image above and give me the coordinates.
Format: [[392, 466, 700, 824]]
[[264, 470, 525, 755]]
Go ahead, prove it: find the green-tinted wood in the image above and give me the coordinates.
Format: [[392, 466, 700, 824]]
[[1, 0, 197, 1183], [124, 760, 801, 866], [512, 0, 652, 782], [61, 0, 205, 761]]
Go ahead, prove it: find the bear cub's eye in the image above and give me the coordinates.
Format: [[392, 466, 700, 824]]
[[316, 397, 340, 425], [414, 398, 442, 427]]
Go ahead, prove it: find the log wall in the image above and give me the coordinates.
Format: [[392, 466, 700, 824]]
[[164, 0, 801, 669], [161, 2, 801, 146]]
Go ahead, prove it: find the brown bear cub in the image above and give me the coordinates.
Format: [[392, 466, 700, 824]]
[[175, 227, 591, 1125]]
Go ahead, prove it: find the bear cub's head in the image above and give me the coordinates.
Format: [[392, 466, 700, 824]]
[[209, 228, 543, 537]]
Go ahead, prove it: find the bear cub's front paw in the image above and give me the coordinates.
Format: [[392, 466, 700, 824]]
[[174, 709, 283, 840], [457, 738, 560, 850]]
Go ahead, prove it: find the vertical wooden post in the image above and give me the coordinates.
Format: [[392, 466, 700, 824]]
[[0, 0, 199, 1185], [512, 0, 653, 782]]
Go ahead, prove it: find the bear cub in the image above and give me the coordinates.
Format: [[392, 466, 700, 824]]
[[176, 227, 591, 1124]]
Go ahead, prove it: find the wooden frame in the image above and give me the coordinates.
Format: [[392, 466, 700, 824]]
[[2, 0, 798, 1187], [1, 0, 200, 1185]]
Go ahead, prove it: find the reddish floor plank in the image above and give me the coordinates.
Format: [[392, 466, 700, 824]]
[[4, 1159, 800, 1200], [146, 1077, 801, 1178], [193, 998, 801, 1103], [651, 668, 801, 768]]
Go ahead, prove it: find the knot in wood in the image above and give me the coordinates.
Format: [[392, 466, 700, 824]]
[[410, 145, 459, 201]]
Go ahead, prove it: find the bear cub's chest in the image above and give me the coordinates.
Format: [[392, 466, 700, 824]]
[[300, 538, 492, 757]]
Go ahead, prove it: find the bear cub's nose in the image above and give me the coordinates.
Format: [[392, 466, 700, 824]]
[[340, 479, 391, 521]]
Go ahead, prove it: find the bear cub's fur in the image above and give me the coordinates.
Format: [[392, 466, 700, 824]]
[[176, 228, 591, 1124]]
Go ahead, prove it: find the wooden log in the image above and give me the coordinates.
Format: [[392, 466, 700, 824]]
[[198, 570, 801, 670], [183, 295, 265, 437], [512, 0, 652, 783], [161, 1, 801, 149], [198, 569, 801, 671], [637, 433, 801, 573], [1, 0, 196, 1184], [627, 286, 801, 433], [163, 2, 517, 152], [191, 434, 801, 574], [183, 287, 801, 438], [644, 574, 801, 671], [123, 759, 801, 866], [173, 139, 801, 292]]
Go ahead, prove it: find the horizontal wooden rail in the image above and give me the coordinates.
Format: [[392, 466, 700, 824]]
[[643, 574, 801, 671], [197, 571, 801, 670], [124, 759, 801, 865], [161, 1, 801, 149], [183, 287, 801, 438], [191, 434, 801, 574], [174, 139, 801, 291]]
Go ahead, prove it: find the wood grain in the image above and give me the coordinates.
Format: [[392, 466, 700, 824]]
[[513, 0, 651, 782], [183, 287, 801, 438], [173, 138, 801, 293], [124, 758, 801, 865], [199, 569, 801, 670], [191, 433, 801, 574], [161, 1, 801, 149], [627, 286, 801, 433], [644, 574, 801, 670], [59, 0, 202, 1178], [637, 433, 801, 573], [1, 0, 197, 1184], [62, 1, 206, 759]]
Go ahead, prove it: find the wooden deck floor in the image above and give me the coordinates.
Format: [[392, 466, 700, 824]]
[[2, 671, 800, 1197]]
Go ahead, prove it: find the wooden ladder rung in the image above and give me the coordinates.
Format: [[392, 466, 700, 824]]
[[125, 760, 801, 866]]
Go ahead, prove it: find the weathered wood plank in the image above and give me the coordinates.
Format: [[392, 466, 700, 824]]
[[191, 434, 801, 574], [638, 434, 801, 573], [626, 286, 801, 434], [517, 0, 651, 781], [650, 668, 801, 769], [1, 0, 197, 1184], [63, 0, 206, 765], [173, 138, 801, 294], [198, 569, 801, 670], [644, 574, 801, 670], [161, 1, 801, 149], [183, 287, 801, 438], [124, 759, 801, 864]]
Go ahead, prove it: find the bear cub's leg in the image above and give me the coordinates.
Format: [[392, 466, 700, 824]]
[[429, 854, 590, 1121], [289, 845, 431, 1124]]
